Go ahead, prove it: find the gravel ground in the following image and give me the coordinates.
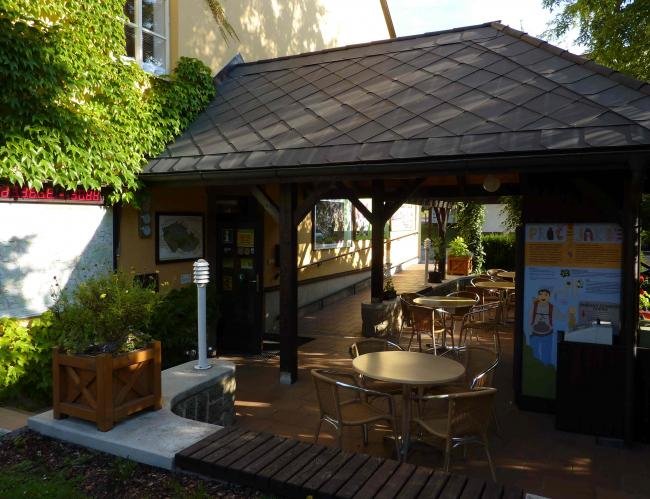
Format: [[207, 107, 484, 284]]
[[0, 429, 266, 498]]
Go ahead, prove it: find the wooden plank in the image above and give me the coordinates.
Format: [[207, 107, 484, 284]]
[[189, 428, 249, 461], [227, 436, 287, 487], [268, 444, 327, 496], [213, 432, 274, 468], [251, 185, 279, 222], [255, 441, 312, 489], [375, 462, 417, 499], [176, 427, 239, 459], [395, 466, 433, 499], [242, 438, 298, 476], [438, 473, 468, 499], [204, 431, 260, 465], [96, 353, 113, 431], [319, 453, 370, 499], [480, 482, 504, 499], [302, 450, 354, 494], [335, 455, 383, 499], [460, 477, 485, 499], [417, 470, 450, 498], [56, 353, 97, 370], [352, 459, 400, 499], [284, 446, 340, 498]]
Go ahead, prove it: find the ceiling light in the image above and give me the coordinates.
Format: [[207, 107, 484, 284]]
[[482, 174, 501, 193]]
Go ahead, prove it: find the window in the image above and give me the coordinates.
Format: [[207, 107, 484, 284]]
[[124, 0, 168, 75]]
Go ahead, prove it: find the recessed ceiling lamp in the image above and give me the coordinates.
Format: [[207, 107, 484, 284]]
[[482, 174, 501, 193]]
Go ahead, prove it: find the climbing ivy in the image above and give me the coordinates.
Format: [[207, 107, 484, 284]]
[[455, 202, 486, 273], [0, 1, 216, 203]]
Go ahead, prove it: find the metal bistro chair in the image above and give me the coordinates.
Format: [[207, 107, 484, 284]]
[[349, 339, 404, 395], [445, 291, 480, 346], [409, 305, 446, 354], [459, 302, 503, 353], [398, 293, 420, 344], [412, 387, 498, 481], [311, 368, 400, 456], [487, 268, 508, 279]]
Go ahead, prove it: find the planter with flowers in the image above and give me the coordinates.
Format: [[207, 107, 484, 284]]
[[51, 272, 162, 431], [447, 236, 473, 276], [640, 275, 650, 320]]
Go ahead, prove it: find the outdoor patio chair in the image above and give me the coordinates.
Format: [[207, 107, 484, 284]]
[[445, 291, 480, 335], [411, 387, 497, 481], [398, 293, 419, 343], [349, 339, 404, 395], [459, 302, 503, 352], [487, 268, 507, 278], [311, 368, 400, 456], [409, 305, 446, 354]]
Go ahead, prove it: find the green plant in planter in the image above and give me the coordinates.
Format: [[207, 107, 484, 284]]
[[51, 272, 160, 355], [383, 273, 397, 300], [448, 236, 472, 257]]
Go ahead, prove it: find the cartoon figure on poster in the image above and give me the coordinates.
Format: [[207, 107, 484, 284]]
[[528, 288, 557, 366]]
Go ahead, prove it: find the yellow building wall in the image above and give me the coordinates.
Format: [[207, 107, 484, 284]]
[[118, 186, 207, 287], [169, 0, 391, 74]]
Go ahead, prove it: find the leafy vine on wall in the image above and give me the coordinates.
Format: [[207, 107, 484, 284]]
[[455, 202, 486, 273], [0, 1, 216, 203]]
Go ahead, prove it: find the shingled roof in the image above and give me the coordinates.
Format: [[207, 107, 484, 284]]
[[144, 21, 650, 180]]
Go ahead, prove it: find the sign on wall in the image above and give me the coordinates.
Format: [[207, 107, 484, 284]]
[[521, 223, 623, 400], [0, 203, 113, 318]]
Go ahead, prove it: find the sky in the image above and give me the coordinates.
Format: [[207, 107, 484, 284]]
[[387, 0, 586, 55]]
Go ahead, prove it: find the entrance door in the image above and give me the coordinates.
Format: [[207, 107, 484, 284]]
[[215, 199, 263, 354]]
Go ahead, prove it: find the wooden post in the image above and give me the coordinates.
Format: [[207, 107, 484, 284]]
[[279, 183, 298, 384], [622, 162, 643, 443], [52, 347, 63, 420], [152, 340, 162, 410], [371, 180, 385, 304]]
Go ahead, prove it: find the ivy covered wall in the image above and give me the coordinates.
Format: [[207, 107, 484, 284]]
[[0, 1, 216, 203]]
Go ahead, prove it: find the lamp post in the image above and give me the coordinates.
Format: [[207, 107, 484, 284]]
[[424, 238, 431, 285], [193, 259, 211, 370]]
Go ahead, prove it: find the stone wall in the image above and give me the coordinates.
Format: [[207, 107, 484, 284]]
[[170, 371, 235, 427]]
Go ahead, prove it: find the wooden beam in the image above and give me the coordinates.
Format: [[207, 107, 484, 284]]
[[279, 183, 298, 384], [251, 186, 279, 222], [371, 180, 385, 303], [335, 182, 375, 224], [293, 182, 336, 226], [383, 178, 426, 220]]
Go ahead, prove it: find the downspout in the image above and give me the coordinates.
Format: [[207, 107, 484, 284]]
[[379, 0, 396, 38]]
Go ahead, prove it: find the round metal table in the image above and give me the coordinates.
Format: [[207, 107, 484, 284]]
[[413, 296, 477, 310], [496, 271, 516, 281], [352, 351, 465, 460]]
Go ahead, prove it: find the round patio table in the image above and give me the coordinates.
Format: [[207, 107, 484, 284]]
[[496, 271, 515, 281], [413, 296, 477, 310], [474, 280, 515, 291], [352, 350, 465, 461]]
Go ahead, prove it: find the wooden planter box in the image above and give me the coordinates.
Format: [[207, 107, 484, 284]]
[[447, 255, 472, 275], [53, 340, 162, 431]]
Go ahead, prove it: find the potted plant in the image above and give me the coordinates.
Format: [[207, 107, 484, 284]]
[[447, 236, 473, 275], [640, 276, 650, 320], [383, 273, 397, 301], [51, 272, 162, 431]]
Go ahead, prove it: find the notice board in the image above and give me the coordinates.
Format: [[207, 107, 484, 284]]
[[521, 223, 623, 400]]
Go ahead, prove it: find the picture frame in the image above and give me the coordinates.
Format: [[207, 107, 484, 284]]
[[312, 199, 352, 250], [156, 212, 204, 263]]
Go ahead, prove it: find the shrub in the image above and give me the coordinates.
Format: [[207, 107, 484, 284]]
[[448, 236, 472, 257], [149, 284, 220, 369], [0, 312, 60, 406], [483, 233, 516, 270], [51, 272, 160, 355]]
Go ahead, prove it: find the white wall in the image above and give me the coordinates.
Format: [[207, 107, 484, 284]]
[[483, 204, 508, 233], [0, 204, 113, 318]]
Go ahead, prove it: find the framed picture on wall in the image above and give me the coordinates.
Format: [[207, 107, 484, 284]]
[[156, 212, 204, 263], [312, 199, 352, 250]]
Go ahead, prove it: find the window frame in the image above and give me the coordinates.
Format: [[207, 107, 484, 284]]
[[124, 0, 170, 75]]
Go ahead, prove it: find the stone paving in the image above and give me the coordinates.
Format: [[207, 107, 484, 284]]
[[223, 264, 650, 499]]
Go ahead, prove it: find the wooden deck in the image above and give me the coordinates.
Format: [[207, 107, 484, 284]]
[[175, 427, 524, 499]]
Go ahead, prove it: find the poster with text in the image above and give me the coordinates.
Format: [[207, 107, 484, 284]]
[[522, 223, 622, 399]]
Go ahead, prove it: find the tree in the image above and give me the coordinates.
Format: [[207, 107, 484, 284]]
[[455, 202, 486, 273], [542, 0, 650, 81], [0, 1, 235, 203]]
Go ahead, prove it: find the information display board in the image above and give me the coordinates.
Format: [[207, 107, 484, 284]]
[[522, 223, 622, 400]]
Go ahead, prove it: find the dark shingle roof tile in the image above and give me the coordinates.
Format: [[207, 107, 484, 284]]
[[146, 22, 650, 176]]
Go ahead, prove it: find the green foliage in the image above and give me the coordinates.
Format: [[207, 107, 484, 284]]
[[0, 1, 215, 203], [499, 196, 522, 232], [455, 202, 485, 272], [0, 461, 84, 498], [149, 284, 220, 369], [0, 313, 60, 404], [542, 0, 650, 81], [483, 233, 516, 270], [51, 272, 160, 354], [447, 236, 471, 257]]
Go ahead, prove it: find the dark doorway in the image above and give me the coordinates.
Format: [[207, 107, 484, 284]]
[[214, 197, 264, 354]]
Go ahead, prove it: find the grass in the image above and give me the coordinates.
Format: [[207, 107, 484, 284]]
[[0, 461, 83, 499]]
